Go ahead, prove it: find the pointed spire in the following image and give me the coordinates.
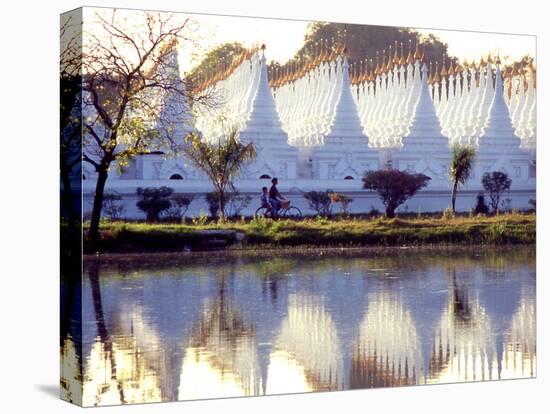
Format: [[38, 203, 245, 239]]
[[399, 42, 405, 65], [321, 55, 374, 148], [399, 58, 448, 153], [407, 39, 414, 64], [368, 58, 374, 81], [479, 63, 521, 148], [448, 60, 455, 76], [383, 48, 389, 72], [351, 61, 357, 83], [314, 41, 321, 65], [433, 61, 440, 83], [239, 46, 292, 145], [441, 56, 448, 77], [413, 41, 421, 60], [393, 40, 400, 64]]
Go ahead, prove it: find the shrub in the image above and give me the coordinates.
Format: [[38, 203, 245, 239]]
[[368, 206, 380, 217], [362, 169, 431, 218], [136, 187, 173, 222], [226, 191, 252, 218], [482, 171, 512, 213], [473, 193, 489, 215], [161, 194, 194, 222], [192, 211, 208, 226], [250, 214, 271, 232], [102, 192, 126, 220], [442, 206, 454, 220], [205, 191, 251, 218], [528, 198, 536, 212], [330, 192, 353, 216], [487, 223, 507, 243], [303, 190, 333, 217], [314, 215, 329, 225]]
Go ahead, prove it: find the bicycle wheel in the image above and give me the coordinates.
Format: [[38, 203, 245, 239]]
[[255, 207, 270, 218], [283, 206, 302, 219]]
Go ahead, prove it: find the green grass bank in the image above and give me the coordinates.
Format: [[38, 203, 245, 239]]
[[83, 213, 536, 254]]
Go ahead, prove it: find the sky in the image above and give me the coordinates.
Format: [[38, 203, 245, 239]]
[[80, 8, 536, 75], [417, 28, 535, 64]]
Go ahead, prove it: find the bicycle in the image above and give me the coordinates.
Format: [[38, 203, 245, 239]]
[[254, 201, 302, 219]]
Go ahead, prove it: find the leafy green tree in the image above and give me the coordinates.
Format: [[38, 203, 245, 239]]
[[285, 22, 454, 69], [182, 130, 256, 221], [362, 170, 431, 218], [482, 171, 512, 213], [136, 187, 173, 222], [188, 42, 246, 85], [449, 145, 476, 213]]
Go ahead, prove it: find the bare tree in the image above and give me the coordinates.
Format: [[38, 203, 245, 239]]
[[80, 10, 211, 242]]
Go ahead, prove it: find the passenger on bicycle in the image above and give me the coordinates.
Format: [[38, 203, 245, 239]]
[[260, 186, 272, 217], [269, 177, 287, 218]]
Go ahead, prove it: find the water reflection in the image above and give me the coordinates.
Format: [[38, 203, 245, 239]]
[[267, 294, 343, 394], [178, 269, 261, 399], [351, 291, 423, 388], [61, 247, 536, 406]]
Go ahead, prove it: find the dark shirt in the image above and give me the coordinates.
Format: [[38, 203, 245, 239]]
[[269, 184, 280, 199]]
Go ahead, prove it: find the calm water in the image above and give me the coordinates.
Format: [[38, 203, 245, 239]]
[[61, 247, 536, 406]]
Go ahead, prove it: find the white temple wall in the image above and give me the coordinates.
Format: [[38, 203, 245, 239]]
[[82, 177, 535, 220]]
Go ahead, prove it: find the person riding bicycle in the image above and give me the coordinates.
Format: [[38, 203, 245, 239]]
[[269, 177, 287, 218], [260, 186, 272, 217]]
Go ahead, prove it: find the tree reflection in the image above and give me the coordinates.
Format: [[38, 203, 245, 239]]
[[88, 262, 126, 404], [178, 266, 261, 399], [427, 266, 498, 383]]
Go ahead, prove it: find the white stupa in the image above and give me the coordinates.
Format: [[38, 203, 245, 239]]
[[393, 61, 451, 184], [238, 46, 298, 180], [312, 53, 380, 180], [476, 62, 534, 184], [140, 47, 202, 181]]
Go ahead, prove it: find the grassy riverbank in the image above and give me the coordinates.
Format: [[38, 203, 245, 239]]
[[83, 213, 536, 254]]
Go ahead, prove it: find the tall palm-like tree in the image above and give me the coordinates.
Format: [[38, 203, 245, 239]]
[[182, 129, 256, 221], [449, 145, 476, 213]]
